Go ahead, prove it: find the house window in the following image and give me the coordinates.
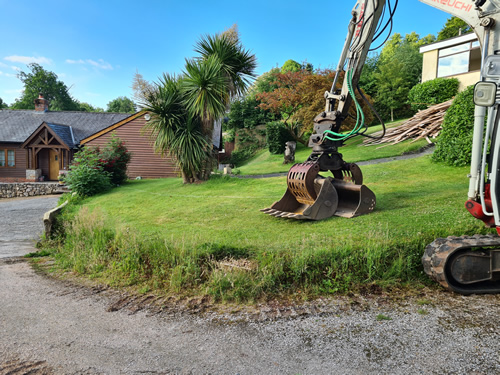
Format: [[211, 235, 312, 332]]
[[437, 40, 481, 78], [0, 149, 15, 167]]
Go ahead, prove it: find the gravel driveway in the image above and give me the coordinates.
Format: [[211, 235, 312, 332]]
[[0, 260, 499, 374], [0, 195, 60, 258], [0, 193, 499, 374]]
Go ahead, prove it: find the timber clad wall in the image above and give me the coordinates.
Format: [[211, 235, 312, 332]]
[[85, 116, 178, 179], [0, 143, 27, 181]]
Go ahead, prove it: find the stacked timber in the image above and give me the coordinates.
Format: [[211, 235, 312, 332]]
[[362, 99, 453, 147]]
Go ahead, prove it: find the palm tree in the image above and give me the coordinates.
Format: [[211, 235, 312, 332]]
[[182, 56, 227, 136], [143, 30, 257, 183], [194, 32, 257, 100], [143, 74, 211, 183]]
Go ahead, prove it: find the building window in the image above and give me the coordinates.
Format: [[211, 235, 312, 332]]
[[437, 40, 481, 78], [0, 149, 15, 167]]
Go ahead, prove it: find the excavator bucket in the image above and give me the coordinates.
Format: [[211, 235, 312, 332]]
[[261, 162, 376, 220], [330, 179, 376, 218]]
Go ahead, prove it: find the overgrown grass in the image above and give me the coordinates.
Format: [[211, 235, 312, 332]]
[[237, 121, 428, 175], [44, 155, 493, 303]]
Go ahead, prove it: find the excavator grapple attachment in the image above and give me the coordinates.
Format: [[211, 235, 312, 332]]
[[330, 180, 376, 218], [261, 162, 376, 221]]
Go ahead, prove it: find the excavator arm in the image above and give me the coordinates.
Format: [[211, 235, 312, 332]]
[[262, 0, 500, 293]]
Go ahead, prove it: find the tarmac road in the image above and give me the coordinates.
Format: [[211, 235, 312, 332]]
[[0, 195, 60, 258]]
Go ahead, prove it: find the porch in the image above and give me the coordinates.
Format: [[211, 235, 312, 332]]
[[21, 122, 75, 181]]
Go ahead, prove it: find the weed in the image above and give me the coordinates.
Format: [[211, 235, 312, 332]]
[[25, 249, 52, 258], [416, 299, 432, 306], [376, 314, 392, 321]]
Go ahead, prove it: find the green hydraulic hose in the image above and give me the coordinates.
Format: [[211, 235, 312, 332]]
[[323, 68, 365, 142]]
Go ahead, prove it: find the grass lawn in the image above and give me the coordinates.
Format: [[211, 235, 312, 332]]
[[47, 154, 493, 302], [236, 121, 429, 175]]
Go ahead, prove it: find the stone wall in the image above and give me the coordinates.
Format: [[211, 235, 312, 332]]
[[0, 183, 61, 198]]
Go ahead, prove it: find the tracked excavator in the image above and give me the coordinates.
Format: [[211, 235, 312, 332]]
[[261, 0, 500, 294]]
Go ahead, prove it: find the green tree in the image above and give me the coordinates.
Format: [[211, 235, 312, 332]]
[[226, 96, 274, 133], [77, 101, 104, 112], [369, 32, 434, 121], [359, 54, 380, 98], [106, 96, 136, 113], [373, 58, 407, 122], [250, 67, 281, 95], [438, 16, 472, 41], [0, 97, 8, 109], [11, 63, 80, 111], [281, 59, 301, 73]]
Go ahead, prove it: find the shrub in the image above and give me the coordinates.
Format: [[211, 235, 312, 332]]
[[432, 85, 477, 166], [63, 147, 113, 196], [266, 121, 295, 154], [228, 149, 254, 167], [408, 77, 460, 111], [99, 135, 132, 185]]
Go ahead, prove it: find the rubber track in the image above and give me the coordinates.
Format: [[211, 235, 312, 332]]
[[422, 234, 500, 292]]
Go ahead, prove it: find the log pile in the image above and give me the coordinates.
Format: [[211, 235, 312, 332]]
[[362, 99, 453, 147]]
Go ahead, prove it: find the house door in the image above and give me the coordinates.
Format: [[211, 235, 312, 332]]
[[49, 149, 60, 181]]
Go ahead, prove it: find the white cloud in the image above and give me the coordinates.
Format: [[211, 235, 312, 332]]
[[87, 59, 113, 70], [4, 89, 23, 94], [4, 55, 52, 65], [0, 71, 16, 78], [66, 58, 113, 70], [66, 59, 86, 64]]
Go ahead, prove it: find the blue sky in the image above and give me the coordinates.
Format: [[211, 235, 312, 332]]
[[0, 0, 451, 110]]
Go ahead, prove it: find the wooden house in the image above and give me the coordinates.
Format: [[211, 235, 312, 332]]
[[80, 112, 178, 179], [0, 95, 177, 182]]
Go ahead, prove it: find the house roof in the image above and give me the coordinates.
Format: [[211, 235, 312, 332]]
[[0, 110, 131, 145], [419, 33, 478, 54], [47, 123, 76, 148]]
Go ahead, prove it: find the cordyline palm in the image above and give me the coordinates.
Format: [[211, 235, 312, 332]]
[[143, 74, 211, 183], [182, 56, 227, 136], [143, 31, 257, 183], [187, 33, 257, 136]]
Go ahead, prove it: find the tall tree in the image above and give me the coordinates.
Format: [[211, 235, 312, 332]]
[[438, 16, 472, 41], [143, 29, 257, 183], [367, 32, 435, 121], [0, 97, 8, 109], [11, 63, 79, 111], [256, 70, 309, 143], [106, 96, 136, 113], [257, 68, 374, 143], [144, 74, 212, 184], [131, 70, 154, 107]]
